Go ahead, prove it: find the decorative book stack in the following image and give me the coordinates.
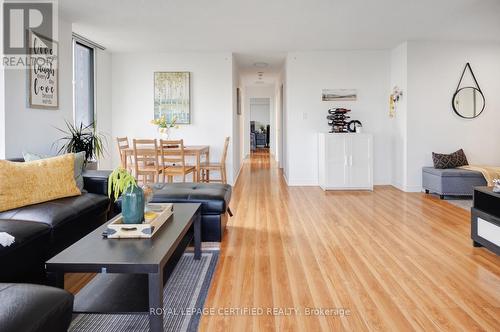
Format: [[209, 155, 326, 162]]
[[327, 108, 351, 133]]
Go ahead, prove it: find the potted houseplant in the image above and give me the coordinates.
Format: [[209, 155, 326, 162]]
[[108, 167, 144, 224], [55, 121, 106, 169], [151, 115, 179, 139]]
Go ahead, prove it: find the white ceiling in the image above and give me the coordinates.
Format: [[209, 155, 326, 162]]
[[234, 53, 285, 86], [60, 0, 500, 53]]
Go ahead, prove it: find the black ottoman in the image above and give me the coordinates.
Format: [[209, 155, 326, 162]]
[[114, 182, 232, 242], [151, 183, 232, 241], [0, 283, 73, 332]]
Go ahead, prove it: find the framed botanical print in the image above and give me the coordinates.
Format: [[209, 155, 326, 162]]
[[28, 30, 59, 109], [154, 72, 190, 124]]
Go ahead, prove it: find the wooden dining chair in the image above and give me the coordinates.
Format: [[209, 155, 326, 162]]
[[159, 139, 196, 183], [116, 137, 133, 172], [200, 137, 230, 184], [132, 139, 162, 184]]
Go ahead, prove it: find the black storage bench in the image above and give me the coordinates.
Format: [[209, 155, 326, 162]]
[[115, 183, 232, 242]]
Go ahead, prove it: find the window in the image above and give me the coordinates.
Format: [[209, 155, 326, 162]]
[[73, 41, 94, 127]]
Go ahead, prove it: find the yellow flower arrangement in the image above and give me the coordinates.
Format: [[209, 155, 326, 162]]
[[150, 115, 179, 130]]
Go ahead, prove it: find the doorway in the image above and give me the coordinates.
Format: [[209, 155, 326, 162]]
[[249, 97, 271, 154]]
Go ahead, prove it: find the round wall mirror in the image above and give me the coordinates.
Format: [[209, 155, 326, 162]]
[[452, 87, 485, 119]]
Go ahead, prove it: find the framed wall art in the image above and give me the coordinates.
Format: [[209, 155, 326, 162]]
[[322, 89, 357, 102], [28, 30, 59, 109], [154, 72, 190, 124]]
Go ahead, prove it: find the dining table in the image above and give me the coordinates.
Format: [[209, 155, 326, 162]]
[[121, 145, 210, 182]]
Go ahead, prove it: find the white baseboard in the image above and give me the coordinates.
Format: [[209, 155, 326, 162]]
[[405, 185, 423, 193], [282, 172, 289, 185], [232, 161, 244, 186], [390, 183, 422, 193], [285, 179, 319, 186], [391, 182, 405, 192]]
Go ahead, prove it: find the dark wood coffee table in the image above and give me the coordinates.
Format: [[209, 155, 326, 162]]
[[46, 203, 202, 332]]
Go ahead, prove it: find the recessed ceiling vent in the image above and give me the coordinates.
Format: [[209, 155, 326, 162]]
[[254, 62, 268, 68]]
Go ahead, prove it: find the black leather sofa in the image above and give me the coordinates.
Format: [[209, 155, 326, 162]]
[[115, 182, 232, 242], [0, 170, 110, 283], [0, 283, 73, 332]]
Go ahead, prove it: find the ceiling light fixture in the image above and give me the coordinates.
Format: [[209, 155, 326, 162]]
[[254, 62, 268, 68]]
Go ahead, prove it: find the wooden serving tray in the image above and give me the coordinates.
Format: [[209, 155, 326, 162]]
[[106, 203, 173, 239]]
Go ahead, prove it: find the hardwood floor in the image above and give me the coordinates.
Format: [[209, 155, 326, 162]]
[[64, 150, 499, 331], [199, 150, 500, 331]]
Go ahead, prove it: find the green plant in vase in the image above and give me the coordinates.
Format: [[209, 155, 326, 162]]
[[54, 121, 107, 168], [108, 167, 144, 224]]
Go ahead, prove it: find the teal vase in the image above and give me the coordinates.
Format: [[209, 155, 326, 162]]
[[122, 185, 145, 224]]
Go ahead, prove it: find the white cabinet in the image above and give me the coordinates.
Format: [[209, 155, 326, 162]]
[[318, 133, 373, 191]]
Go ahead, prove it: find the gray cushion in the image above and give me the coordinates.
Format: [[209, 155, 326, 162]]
[[23, 151, 86, 191], [422, 167, 483, 178]]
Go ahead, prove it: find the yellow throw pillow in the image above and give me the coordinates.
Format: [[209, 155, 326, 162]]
[[0, 154, 81, 212]]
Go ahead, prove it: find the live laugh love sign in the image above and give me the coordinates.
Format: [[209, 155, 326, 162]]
[[29, 31, 58, 109]]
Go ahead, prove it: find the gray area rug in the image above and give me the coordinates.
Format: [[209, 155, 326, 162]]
[[446, 198, 473, 210], [69, 251, 218, 332]]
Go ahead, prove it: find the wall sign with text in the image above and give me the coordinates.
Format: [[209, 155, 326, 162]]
[[29, 30, 59, 109]]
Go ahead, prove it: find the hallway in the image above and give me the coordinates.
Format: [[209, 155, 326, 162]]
[[200, 152, 500, 331]]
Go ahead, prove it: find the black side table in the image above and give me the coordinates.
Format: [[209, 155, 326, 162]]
[[471, 187, 500, 255]]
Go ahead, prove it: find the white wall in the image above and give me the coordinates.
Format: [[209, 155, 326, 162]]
[[232, 54, 242, 183], [0, 5, 5, 159], [269, 97, 276, 158], [274, 75, 284, 168], [3, 19, 74, 158], [281, 64, 289, 178], [390, 43, 408, 191], [111, 52, 235, 183], [238, 79, 246, 163], [0, 57, 5, 159], [404, 41, 500, 190], [285, 51, 392, 185], [1, 17, 113, 163]]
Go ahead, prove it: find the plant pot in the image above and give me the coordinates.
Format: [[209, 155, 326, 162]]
[[122, 185, 145, 224], [159, 127, 170, 140], [84, 160, 98, 170]]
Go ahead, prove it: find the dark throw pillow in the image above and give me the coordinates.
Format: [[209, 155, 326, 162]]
[[432, 149, 469, 169]]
